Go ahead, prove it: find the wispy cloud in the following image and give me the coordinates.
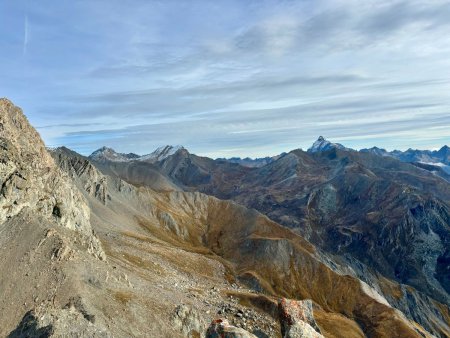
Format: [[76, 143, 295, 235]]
[[22, 14, 28, 56], [1, 0, 450, 157]]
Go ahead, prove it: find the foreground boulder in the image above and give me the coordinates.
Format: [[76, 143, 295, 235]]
[[206, 318, 257, 338], [278, 299, 324, 338]]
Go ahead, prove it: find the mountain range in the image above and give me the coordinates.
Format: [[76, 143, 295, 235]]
[[0, 99, 449, 338], [90, 136, 450, 175]]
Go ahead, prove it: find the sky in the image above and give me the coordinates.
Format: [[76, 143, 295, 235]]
[[1, 0, 450, 158]]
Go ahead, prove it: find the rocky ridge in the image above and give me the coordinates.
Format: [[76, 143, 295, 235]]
[[0, 99, 92, 233]]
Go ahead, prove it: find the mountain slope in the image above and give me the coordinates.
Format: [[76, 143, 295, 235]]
[[242, 149, 450, 304], [58, 146, 439, 338], [92, 140, 450, 336]]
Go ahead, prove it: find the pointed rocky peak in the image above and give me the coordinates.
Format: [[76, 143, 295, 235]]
[[307, 136, 347, 153], [139, 145, 187, 162], [437, 145, 450, 155], [435, 145, 450, 165]]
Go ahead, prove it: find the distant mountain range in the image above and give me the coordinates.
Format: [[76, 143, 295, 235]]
[[215, 155, 285, 168], [89, 145, 185, 163], [89, 136, 450, 175], [361, 145, 450, 173]]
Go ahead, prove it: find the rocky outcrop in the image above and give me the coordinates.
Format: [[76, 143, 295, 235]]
[[51, 147, 110, 205], [0, 99, 90, 232], [171, 305, 206, 338], [0, 99, 104, 259], [278, 299, 323, 338], [206, 318, 257, 338], [8, 303, 110, 338]]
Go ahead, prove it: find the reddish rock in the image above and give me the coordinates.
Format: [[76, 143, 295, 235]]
[[278, 298, 323, 338]]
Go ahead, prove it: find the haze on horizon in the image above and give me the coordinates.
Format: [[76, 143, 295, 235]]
[[1, 0, 450, 158]]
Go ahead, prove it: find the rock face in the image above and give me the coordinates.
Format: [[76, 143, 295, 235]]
[[171, 305, 206, 338], [51, 147, 110, 205], [278, 299, 323, 338], [206, 318, 257, 338], [0, 98, 91, 233]]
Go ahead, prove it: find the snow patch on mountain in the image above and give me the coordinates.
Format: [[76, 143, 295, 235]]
[[307, 136, 348, 153], [139, 145, 185, 162], [89, 145, 185, 163], [89, 146, 139, 162]]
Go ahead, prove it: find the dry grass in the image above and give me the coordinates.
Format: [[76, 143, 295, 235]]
[[226, 291, 279, 319], [431, 300, 450, 337], [378, 276, 403, 300], [121, 252, 151, 269], [112, 290, 133, 305], [121, 230, 157, 245], [314, 309, 365, 338]]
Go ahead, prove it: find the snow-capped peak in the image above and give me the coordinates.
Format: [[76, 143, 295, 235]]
[[307, 136, 347, 153], [138, 145, 185, 162], [88, 145, 186, 163], [89, 147, 139, 162]]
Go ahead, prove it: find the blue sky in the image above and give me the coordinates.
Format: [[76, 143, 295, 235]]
[[1, 0, 450, 158]]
